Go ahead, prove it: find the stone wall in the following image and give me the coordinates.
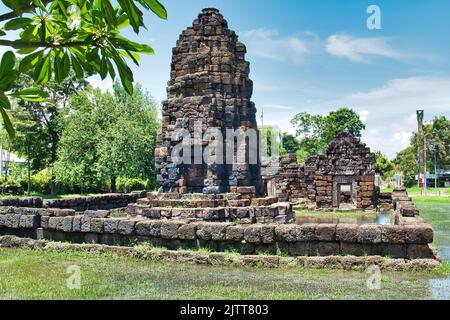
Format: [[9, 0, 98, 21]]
[[0, 192, 146, 212], [127, 193, 293, 224], [0, 235, 440, 271], [299, 131, 376, 209], [155, 8, 261, 194], [0, 206, 435, 259], [262, 154, 301, 202]]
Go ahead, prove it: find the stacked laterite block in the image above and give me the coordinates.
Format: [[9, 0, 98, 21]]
[[299, 131, 377, 209], [155, 8, 261, 194]]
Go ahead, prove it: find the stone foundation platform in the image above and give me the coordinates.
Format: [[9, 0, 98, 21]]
[[0, 235, 440, 271]]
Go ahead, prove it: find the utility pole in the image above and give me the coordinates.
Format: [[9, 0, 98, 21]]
[[416, 110, 424, 190], [433, 144, 438, 190], [424, 136, 427, 193]]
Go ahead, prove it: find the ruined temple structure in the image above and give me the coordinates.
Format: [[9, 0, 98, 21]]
[[299, 131, 377, 209], [155, 8, 261, 195]]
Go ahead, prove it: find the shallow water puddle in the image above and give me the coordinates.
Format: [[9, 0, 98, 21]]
[[429, 278, 450, 300]]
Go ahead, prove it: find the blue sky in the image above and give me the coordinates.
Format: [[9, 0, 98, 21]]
[[2, 0, 450, 158]]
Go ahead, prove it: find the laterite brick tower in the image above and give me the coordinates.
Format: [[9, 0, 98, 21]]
[[155, 8, 261, 194]]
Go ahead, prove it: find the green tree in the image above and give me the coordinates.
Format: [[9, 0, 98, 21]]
[[412, 116, 449, 172], [291, 107, 366, 161], [374, 151, 394, 179], [282, 133, 300, 154], [54, 87, 100, 193], [55, 83, 159, 193], [0, 0, 167, 136], [393, 146, 418, 187], [9, 73, 87, 193], [95, 82, 159, 192]]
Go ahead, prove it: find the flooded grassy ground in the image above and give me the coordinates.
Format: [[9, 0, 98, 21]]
[[0, 197, 448, 300], [0, 248, 445, 300]]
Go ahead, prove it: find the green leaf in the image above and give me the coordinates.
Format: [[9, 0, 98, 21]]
[[2, 0, 25, 15], [117, 15, 130, 29], [117, 0, 143, 33], [0, 30, 6, 36], [0, 51, 16, 80], [32, 0, 47, 11], [54, 50, 63, 83], [33, 53, 51, 84], [0, 92, 14, 138], [16, 47, 38, 55], [140, 0, 167, 19], [19, 50, 43, 73], [10, 87, 49, 102], [4, 17, 34, 30], [70, 54, 84, 79], [106, 59, 116, 80], [0, 92, 11, 109], [100, 57, 108, 80], [62, 52, 71, 80], [119, 49, 140, 65], [101, 0, 118, 27]]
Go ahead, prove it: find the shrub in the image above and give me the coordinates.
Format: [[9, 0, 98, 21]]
[[31, 169, 52, 194], [116, 177, 148, 193]]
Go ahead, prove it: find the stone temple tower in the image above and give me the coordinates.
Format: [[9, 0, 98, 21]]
[[155, 8, 261, 194]]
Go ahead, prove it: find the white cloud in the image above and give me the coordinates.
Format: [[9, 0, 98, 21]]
[[261, 103, 296, 110], [240, 29, 318, 64], [87, 75, 113, 92], [393, 131, 413, 145], [359, 110, 369, 122], [262, 76, 450, 158], [325, 34, 405, 63]]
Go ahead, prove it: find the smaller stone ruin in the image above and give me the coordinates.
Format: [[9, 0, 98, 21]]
[[298, 131, 376, 209]]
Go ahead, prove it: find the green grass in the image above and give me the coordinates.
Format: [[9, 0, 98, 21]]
[[382, 186, 450, 197], [0, 197, 449, 300], [0, 193, 98, 200], [0, 248, 444, 300], [294, 208, 377, 219]]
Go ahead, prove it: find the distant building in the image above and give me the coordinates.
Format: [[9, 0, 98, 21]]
[[0, 149, 27, 175]]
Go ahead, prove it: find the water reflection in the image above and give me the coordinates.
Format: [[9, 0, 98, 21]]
[[429, 278, 450, 300], [429, 225, 450, 300], [295, 212, 392, 225]]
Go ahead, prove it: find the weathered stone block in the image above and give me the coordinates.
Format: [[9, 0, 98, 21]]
[[404, 224, 433, 244], [275, 225, 298, 243], [296, 223, 317, 241], [288, 241, 310, 256], [357, 225, 382, 244], [196, 222, 231, 241], [90, 218, 104, 233], [315, 224, 336, 241], [160, 221, 183, 239], [142, 208, 162, 219], [72, 216, 82, 232], [336, 224, 358, 242], [40, 216, 50, 229], [225, 225, 244, 241], [178, 223, 197, 240], [407, 244, 435, 259], [104, 218, 120, 234], [340, 242, 377, 256], [118, 220, 137, 235], [317, 242, 340, 256], [80, 216, 91, 233], [18, 215, 40, 229], [381, 225, 406, 244], [379, 243, 407, 258]]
